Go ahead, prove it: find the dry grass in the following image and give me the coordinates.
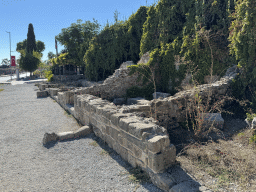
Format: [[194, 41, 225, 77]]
[[89, 141, 99, 147], [0, 89, 4, 92]]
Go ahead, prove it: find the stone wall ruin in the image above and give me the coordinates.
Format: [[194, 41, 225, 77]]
[[37, 52, 240, 191]]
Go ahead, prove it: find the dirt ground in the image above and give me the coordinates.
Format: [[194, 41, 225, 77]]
[[169, 116, 256, 192]]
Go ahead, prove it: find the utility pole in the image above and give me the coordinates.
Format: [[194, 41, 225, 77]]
[[6, 31, 12, 80]]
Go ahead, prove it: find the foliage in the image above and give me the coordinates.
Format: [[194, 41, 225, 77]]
[[246, 113, 256, 122], [44, 70, 53, 82], [16, 39, 45, 56], [26, 23, 37, 54], [84, 7, 148, 82], [56, 19, 101, 66], [19, 50, 41, 73], [47, 51, 56, 60], [125, 83, 155, 100], [228, 0, 256, 112]]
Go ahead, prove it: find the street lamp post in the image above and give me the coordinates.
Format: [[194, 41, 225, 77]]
[[6, 31, 12, 80]]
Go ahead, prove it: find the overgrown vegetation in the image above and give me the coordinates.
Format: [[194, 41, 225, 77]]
[[44, 70, 53, 82]]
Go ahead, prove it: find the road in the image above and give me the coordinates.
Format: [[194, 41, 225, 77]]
[[0, 72, 30, 83]]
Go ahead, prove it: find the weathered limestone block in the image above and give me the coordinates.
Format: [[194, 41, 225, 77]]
[[201, 113, 224, 131], [119, 117, 140, 132], [39, 84, 47, 91], [127, 97, 145, 105], [57, 131, 75, 140], [57, 92, 65, 106], [113, 98, 126, 105], [65, 91, 75, 105], [147, 135, 170, 153], [110, 113, 129, 127], [42, 132, 58, 145], [74, 126, 92, 137], [128, 122, 155, 139], [49, 88, 59, 97], [37, 90, 48, 98], [148, 151, 165, 173], [153, 92, 171, 99], [127, 151, 137, 168]]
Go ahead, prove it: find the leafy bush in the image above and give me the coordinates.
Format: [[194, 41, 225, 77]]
[[246, 113, 256, 122], [44, 70, 53, 82], [126, 83, 154, 100]]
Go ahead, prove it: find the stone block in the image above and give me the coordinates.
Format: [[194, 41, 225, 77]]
[[147, 135, 170, 153], [110, 127, 120, 141], [119, 144, 129, 161], [74, 126, 92, 138], [128, 123, 155, 139], [113, 98, 126, 105], [153, 92, 171, 99], [121, 131, 146, 151], [105, 134, 115, 149], [57, 131, 75, 140], [127, 151, 137, 168], [110, 113, 129, 127], [37, 90, 48, 98], [148, 151, 165, 173], [42, 132, 58, 145], [119, 117, 139, 132], [133, 144, 143, 158], [49, 88, 59, 97], [127, 97, 145, 105], [200, 113, 224, 131]]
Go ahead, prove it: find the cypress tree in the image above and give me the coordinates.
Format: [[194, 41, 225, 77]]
[[26, 23, 37, 54]]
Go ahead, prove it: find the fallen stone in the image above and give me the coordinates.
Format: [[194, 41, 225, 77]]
[[42, 132, 59, 145], [245, 117, 256, 129], [74, 126, 92, 138], [127, 97, 145, 105], [153, 92, 171, 99], [57, 131, 75, 140], [201, 113, 224, 131], [37, 90, 48, 98], [113, 98, 126, 105]]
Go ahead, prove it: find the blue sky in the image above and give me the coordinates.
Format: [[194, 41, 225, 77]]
[[1, 0, 158, 65]]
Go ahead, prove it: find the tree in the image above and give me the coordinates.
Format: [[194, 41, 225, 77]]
[[1, 58, 9, 66], [26, 23, 37, 54], [36, 40, 45, 54], [47, 51, 56, 60], [19, 51, 41, 75], [16, 39, 27, 53], [17, 39, 45, 56], [56, 19, 101, 67]]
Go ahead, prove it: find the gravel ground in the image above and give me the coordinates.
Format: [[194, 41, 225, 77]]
[[0, 83, 163, 192]]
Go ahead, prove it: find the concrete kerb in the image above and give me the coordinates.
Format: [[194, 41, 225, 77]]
[[42, 125, 92, 145]]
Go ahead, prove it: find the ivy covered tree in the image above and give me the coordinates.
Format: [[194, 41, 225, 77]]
[[84, 7, 148, 82], [228, 0, 256, 110]]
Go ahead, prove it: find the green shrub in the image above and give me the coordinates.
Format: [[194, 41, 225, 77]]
[[44, 70, 53, 82], [249, 130, 256, 144], [246, 113, 256, 122], [125, 83, 154, 100]]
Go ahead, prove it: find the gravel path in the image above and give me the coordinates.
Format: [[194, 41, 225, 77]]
[[0, 83, 163, 192]]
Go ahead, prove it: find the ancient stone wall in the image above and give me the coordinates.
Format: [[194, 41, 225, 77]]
[[73, 94, 176, 174], [125, 64, 239, 129], [71, 61, 148, 100], [53, 74, 85, 82]]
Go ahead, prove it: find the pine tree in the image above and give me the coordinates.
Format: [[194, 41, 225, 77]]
[[26, 23, 37, 54]]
